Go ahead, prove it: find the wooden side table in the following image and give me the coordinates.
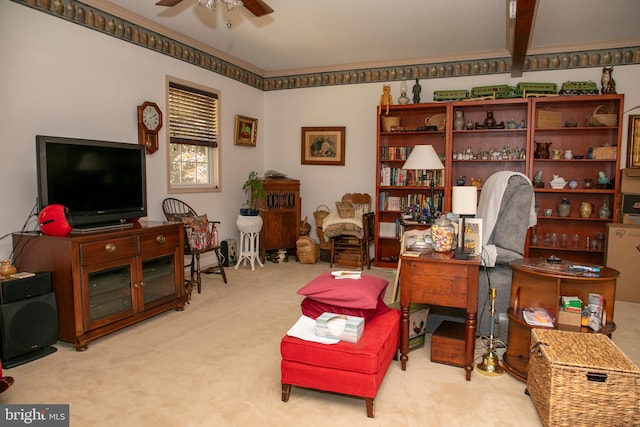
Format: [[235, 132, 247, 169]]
[[503, 258, 620, 382], [399, 252, 480, 380]]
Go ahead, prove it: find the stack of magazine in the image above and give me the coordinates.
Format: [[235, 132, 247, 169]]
[[523, 307, 554, 327]]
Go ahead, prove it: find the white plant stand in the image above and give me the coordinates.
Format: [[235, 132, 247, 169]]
[[235, 215, 264, 270]]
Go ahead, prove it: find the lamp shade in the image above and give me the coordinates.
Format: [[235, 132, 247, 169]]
[[451, 186, 478, 215], [402, 145, 444, 170]]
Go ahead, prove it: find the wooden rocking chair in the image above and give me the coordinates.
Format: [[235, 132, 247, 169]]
[[162, 198, 227, 294]]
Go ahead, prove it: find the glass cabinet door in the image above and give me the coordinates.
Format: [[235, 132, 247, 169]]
[[141, 254, 178, 308], [85, 264, 135, 329]]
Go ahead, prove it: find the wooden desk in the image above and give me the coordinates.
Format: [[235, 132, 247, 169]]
[[399, 252, 480, 380], [503, 259, 619, 382]]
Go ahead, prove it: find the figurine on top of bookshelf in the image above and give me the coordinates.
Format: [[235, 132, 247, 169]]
[[600, 66, 617, 94], [378, 84, 392, 115], [412, 78, 421, 104]]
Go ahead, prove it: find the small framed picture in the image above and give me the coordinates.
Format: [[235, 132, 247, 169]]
[[234, 115, 258, 147], [628, 115, 640, 168], [459, 218, 482, 256], [301, 126, 345, 166]]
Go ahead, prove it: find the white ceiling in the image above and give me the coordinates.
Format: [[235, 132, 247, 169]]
[[102, 0, 640, 76]]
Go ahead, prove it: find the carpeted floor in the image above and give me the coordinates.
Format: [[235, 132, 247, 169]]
[[2, 259, 638, 426]]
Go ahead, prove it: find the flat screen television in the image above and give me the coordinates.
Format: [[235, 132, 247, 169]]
[[36, 135, 147, 231]]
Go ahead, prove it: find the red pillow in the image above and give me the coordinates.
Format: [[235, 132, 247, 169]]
[[300, 296, 391, 322], [297, 272, 389, 309]]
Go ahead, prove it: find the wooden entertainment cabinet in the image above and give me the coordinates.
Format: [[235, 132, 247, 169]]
[[12, 221, 187, 351]]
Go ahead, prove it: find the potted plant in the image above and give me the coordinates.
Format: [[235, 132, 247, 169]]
[[240, 171, 266, 216]]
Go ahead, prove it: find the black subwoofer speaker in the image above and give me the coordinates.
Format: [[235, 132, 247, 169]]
[[0, 272, 58, 368]]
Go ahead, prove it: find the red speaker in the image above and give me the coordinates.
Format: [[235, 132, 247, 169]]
[[38, 204, 72, 237]]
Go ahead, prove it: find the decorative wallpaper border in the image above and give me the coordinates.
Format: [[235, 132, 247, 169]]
[[14, 0, 640, 92]]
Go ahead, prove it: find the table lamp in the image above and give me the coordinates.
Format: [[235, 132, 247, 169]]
[[451, 185, 478, 259], [401, 145, 445, 224]]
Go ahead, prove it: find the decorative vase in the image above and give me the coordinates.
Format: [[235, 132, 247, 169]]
[[568, 179, 579, 189], [483, 111, 496, 128], [579, 201, 593, 218], [557, 198, 571, 217], [563, 150, 573, 160], [454, 111, 465, 130], [0, 260, 17, 279], [534, 141, 551, 159], [583, 178, 594, 189], [465, 119, 474, 130], [598, 201, 611, 219]]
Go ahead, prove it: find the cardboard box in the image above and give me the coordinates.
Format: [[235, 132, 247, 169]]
[[315, 312, 364, 343], [557, 309, 582, 328], [620, 168, 640, 194], [621, 194, 640, 215], [605, 223, 640, 303], [622, 214, 640, 225]]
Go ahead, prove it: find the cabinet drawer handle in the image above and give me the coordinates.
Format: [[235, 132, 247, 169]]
[[139, 282, 145, 288], [105, 243, 117, 253], [156, 234, 166, 244]]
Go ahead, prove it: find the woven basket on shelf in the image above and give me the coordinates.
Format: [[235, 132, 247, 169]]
[[313, 205, 330, 228], [299, 217, 311, 236], [296, 236, 319, 264], [381, 116, 401, 132], [586, 105, 618, 127], [335, 200, 355, 218]]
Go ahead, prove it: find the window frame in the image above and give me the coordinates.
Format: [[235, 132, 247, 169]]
[[166, 76, 221, 194]]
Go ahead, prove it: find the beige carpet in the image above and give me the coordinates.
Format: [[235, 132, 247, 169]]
[[2, 260, 638, 426]]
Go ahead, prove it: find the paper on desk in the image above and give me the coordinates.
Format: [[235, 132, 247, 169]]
[[287, 315, 339, 344]]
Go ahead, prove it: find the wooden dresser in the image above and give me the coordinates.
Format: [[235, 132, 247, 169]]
[[12, 221, 187, 351], [259, 178, 301, 262]]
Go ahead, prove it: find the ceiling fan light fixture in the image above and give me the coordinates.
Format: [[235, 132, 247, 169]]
[[197, 0, 244, 12]]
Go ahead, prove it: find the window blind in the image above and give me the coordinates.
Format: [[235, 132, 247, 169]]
[[168, 82, 218, 147]]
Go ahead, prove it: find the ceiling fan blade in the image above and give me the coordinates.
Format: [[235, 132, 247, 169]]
[[242, 0, 274, 17], [155, 0, 183, 6]]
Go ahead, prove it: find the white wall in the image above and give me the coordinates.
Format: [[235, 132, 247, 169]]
[[265, 68, 640, 239], [1, 1, 639, 260], [0, 2, 264, 258]]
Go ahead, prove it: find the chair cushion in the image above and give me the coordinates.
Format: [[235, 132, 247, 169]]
[[300, 296, 390, 322], [297, 272, 389, 309], [281, 308, 400, 375], [182, 214, 212, 251]]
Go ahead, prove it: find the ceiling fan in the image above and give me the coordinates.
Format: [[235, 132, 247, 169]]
[[155, 0, 274, 17]]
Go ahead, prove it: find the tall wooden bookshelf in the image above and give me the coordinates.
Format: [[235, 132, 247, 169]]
[[373, 94, 624, 268]]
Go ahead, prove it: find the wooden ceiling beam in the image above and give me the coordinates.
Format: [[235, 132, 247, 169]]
[[508, 0, 538, 77]]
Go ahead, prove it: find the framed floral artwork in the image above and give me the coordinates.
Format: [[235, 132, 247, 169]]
[[301, 126, 345, 166], [628, 115, 640, 168], [234, 115, 258, 147]]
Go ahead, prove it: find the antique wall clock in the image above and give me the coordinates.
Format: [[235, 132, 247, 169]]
[[137, 101, 163, 154]]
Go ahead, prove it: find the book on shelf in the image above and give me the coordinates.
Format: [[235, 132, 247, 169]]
[[588, 292, 604, 332], [522, 307, 555, 327]]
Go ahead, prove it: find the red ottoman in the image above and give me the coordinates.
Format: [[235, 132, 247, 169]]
[[280, 308, 400, 418]]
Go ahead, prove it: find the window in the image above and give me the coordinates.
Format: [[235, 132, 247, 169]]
[[167, 79, 220, 192]]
